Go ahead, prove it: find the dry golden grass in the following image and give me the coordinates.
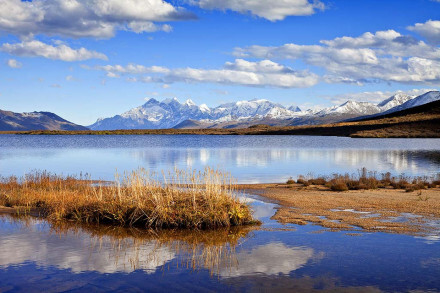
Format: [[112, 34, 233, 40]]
[[0, 168, 257, 229], [238, 183, 440, 235], [294, 168, 440, 192]]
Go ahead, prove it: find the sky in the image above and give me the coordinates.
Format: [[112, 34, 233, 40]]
[[0, 0, 439, 126]]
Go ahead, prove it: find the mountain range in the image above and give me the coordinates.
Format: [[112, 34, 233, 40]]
[[1, 90, 438, 131], [89, 91, 440, 130], [0, 110, 87, 131]]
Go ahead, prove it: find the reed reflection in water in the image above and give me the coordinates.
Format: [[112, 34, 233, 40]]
[[0, 214, 318, 278], [0, 215, 250, 275]]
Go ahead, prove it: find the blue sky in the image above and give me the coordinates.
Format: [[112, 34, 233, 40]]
[[1, 0, 439, 125]]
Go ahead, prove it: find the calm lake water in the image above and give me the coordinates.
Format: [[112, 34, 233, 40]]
[[0, 135, 440, 292], [0, 135, 440, 182]]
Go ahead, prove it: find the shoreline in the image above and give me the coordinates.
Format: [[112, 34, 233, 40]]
[[2, 182, 439, 236], [236, 183, 440, 235]]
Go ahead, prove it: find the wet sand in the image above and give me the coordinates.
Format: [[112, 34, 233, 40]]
[[237, 183, 440, 235]]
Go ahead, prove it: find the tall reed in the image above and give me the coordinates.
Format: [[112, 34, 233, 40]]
[[0, 168, 257, 229]]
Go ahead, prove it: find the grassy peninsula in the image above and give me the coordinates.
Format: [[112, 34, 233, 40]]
[[0, 168, 257, 229]]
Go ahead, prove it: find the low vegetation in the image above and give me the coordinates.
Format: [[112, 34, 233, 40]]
[[0, 168, 257, 229], [292, 168, 440, 192]]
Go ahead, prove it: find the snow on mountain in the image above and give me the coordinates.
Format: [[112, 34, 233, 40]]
[[288, 106, 302, 112], [210, 99, 291, 121], [89, 90, 437, 130], [90, 98, 212, 130], [377, 93, 413, 111], [382, 91, 440, 115], [316, 101, 380, 116]]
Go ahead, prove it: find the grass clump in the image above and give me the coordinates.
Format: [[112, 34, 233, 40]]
[[291, 168, 440, 192], [286, 177, 295, 185], [329, 180, 349, 192], [0, 168, 257, 229]]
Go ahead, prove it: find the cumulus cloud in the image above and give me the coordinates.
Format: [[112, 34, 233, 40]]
[[408, 20, 440, 45], [234, 27, 440, 85], [92, 59, 319, 88], [0, 0, 194, 39], [6, 58, 22, 68], [195, 0, 324, 21], [1, 40, 108, 61]]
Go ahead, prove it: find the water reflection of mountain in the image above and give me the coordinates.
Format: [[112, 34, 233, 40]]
[[1, 147, 439, 181], [131, 149, 440, 177]]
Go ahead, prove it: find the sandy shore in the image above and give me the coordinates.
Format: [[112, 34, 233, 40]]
[[237, 183, 440, 235]]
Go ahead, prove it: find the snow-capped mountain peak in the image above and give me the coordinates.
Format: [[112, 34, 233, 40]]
[[288, 105, 302, 112], [184, 99, 196, 106], [318, 100, 380, 116], [88, 90, 439, 130], [377, 93, 413, 111], [382, 91, 440, 115], [199, 104, 211, 113]]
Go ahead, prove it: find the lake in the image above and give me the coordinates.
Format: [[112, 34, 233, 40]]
[[1, 135, 439, 182], [0, 135, 440, 292]]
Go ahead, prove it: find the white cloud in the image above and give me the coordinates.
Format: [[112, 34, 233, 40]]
[[1, 40, 108, 61], [320, 29, 440, 60], [408, 20, 440, 45], [234, 27, 440, 85], [0, 0, 194, 39], [224, 58, 296, 73], [106, 72, 120, 78], [6, 58, 22, 68], [93, 59, 319, 88], [96, 63, 170, 74], [127, 21, 172, 33], [195, 0, 324, 21]]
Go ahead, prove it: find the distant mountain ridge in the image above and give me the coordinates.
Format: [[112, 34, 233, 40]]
[[0, 110, 88, 131], [350, 91, 440, 122], [88, 91, 440, 130]]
